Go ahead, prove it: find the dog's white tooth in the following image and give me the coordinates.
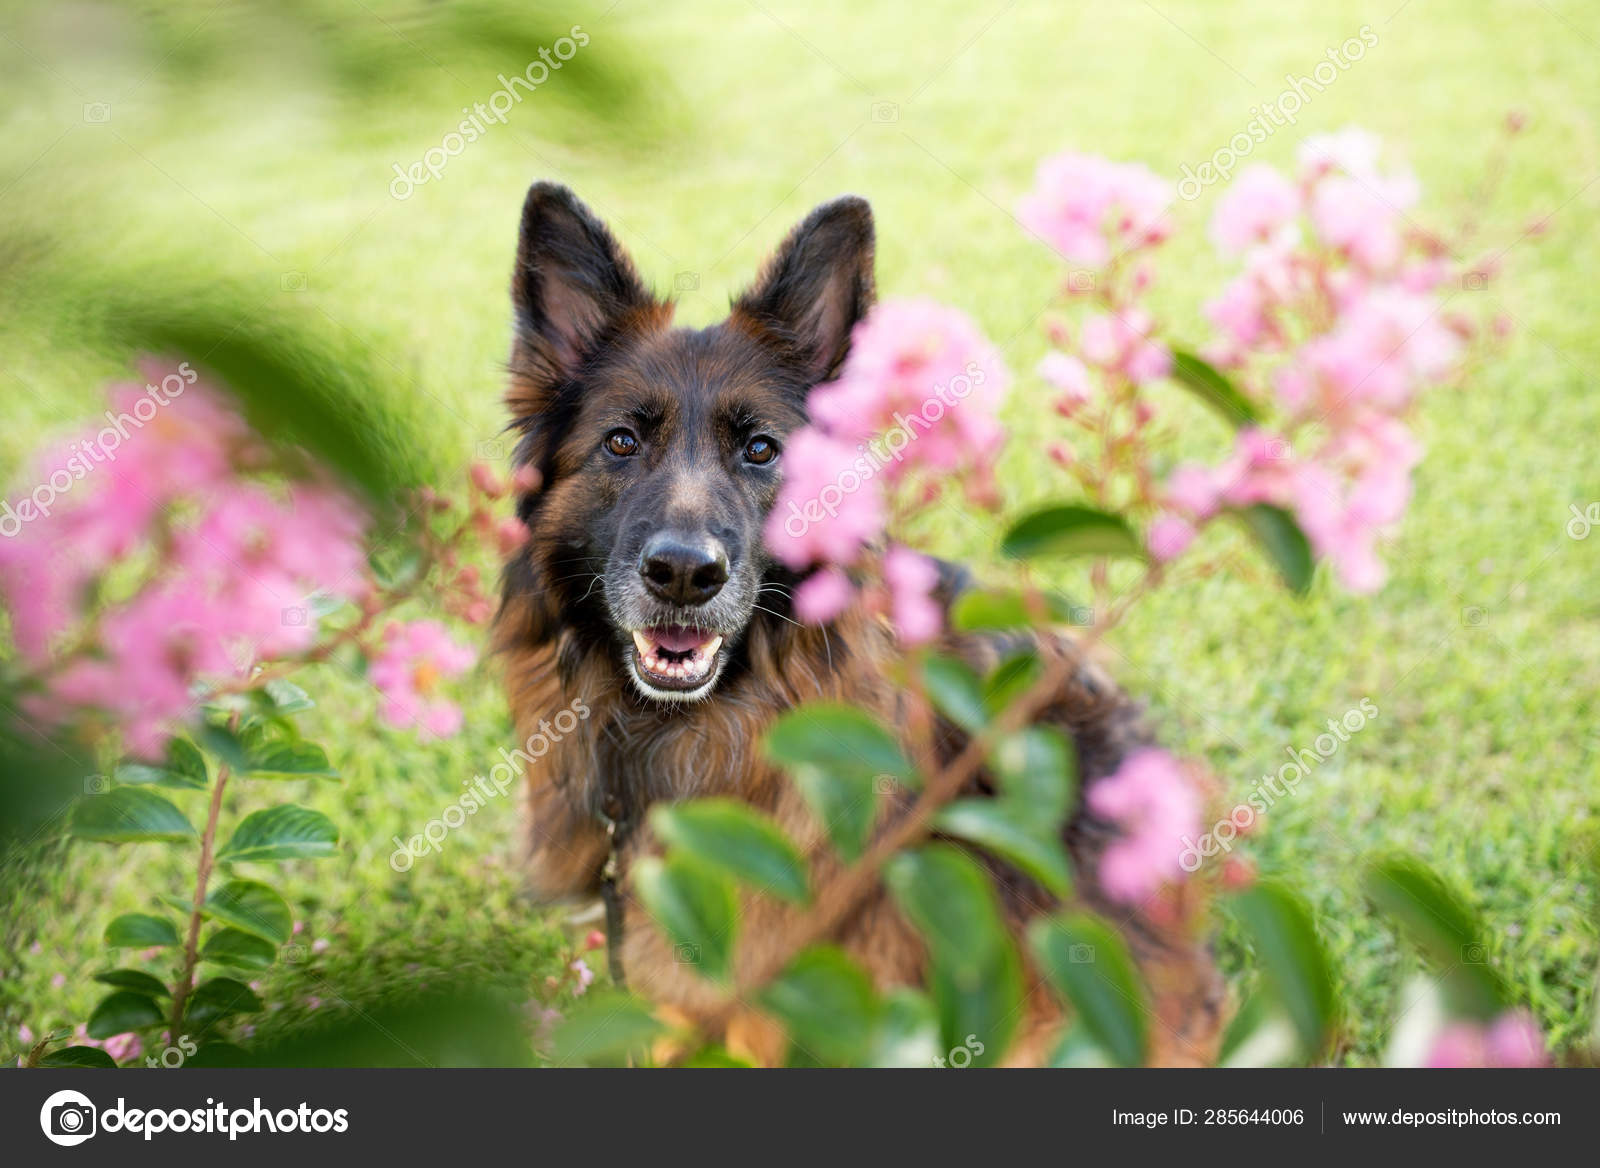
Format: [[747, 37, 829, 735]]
[[632, 630, 652, 657], [704, 635, 723, 657]]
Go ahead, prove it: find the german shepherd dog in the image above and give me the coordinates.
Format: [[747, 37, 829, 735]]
[[494, 182, 1224, 1065]]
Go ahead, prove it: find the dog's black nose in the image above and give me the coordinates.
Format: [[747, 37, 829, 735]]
[[638, 535, 729, 606]]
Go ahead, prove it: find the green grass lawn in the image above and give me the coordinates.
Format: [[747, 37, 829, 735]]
[[2, 0, 1598, 1065]]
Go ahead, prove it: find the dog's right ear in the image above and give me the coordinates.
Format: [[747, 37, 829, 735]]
[[508, 182, 664, 418]]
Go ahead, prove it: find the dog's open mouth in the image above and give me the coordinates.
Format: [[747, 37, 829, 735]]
[[629, 626, 724, 692]]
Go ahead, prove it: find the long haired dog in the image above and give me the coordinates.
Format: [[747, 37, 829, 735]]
[[495, 183, 1223, 1065]]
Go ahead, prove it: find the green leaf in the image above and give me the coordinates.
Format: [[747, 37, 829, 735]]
[[87, 990, 165, 1038], [1227, 882, 1338, 1057], [114, 737, 209, 790], [681, 1046, 754, 1067], [759, 946, 879, 1065], [1029, 913, 1148, 1067], [949, 588, 1077, 632], [1218, 991, 1303, 1068], [38, 1045, 119, 1068], [1236, 504, 1314, 596], [991, 727, 1076, 825], [92, 969, 171, 998], [1047, 1021, 1115, 1067], [1001, 505, 1144, 561], [884, 845, 1023, 1066], [552, 992, 666, 1066], [934, 800, 1073, 897], [1364, 858, 1505, 1020], [104, 912, 180, 948], [651, 799, 809, 905], [201, 928, 278, 970], [632, 855, 738, 982], [200, 722, 338, 781], [983, 651, 1042, 718], [216, 804, 339, 864], [70, 787, 196, 843], [262, 679, 315, 714], [868, 989, 942, 1068], [185, 977, 264, 1029], [764, 702, 911, 860], [764, 702, 914, 782], [195, 880, 293, 944], [1169, 349, 1260, 427], [921, 655, 988, 732]]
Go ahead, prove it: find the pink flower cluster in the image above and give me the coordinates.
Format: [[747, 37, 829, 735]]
[[1018, 152, 1173, 266], [1425, 1010, 1549, 1068], [369, 620, 476, 740], [1085, 749, 1201, 905], [1, 363, 378, 757], [765, 300, 1008, 644], [1148, 130, 1465, 591]]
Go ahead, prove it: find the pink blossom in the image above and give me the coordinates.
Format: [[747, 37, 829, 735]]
[[882, 545, 942, 645], [792, 566, 855, 625], [1147, 515, 1195, 563], [1164, 465, 1223, 521], [1087, 749, 1201, 904], [1425, 1010, 1549, 1068], [807, 299, 1008, 474], [1019, 152, 1173, 266], [18, 1024, 34, 1044], [764, 428, 886, 569], [102, 1032, 143, 1063], [1311, 178, 1405, 273], [1038, 352, 1093, 416], [570, 959, 594, 995], [1298, 127, 1385, 182], [369, 620, 476, 740], [1211, 164, 1301, 255]]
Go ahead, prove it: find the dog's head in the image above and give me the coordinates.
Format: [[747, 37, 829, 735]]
[[499, 183, 874, 702]]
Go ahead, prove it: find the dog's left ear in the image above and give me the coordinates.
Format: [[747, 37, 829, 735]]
[[733, 195, 875, 382]]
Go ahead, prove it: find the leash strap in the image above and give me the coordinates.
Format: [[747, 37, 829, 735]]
[[597, 796, 631, 987]]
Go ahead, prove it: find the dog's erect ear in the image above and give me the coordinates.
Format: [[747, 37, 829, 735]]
[[733, 195, 875, 382], [509, 182, 662, 415]]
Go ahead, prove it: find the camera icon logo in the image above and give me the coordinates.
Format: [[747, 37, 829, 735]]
[[873, 774, 900, 796], [281, 606, 308, 627], [1460, 942, 1489, 964], [40, 1089, 97, 1146], [673, 941, 700, 965], [83, 102, 110, 123], [84, 773, 110, 795], [1461, 605, 1487, 628], [1066, 605, 1095, 627], [1068, 943, 1095, 964], [673, 271, 700, 292], [280, 271, 308, 292], [1461, 271, 1489, 291], [1066, 270, 1096, 294], [870, 101, 899, 123], [476, 437, 509, 462]]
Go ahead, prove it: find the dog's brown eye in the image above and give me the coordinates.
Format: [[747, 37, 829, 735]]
[[605, 429, 639, 457], [744, 435, 778, 465]]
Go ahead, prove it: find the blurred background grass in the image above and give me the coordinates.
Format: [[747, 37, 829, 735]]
[[1, 0, 1597, 1064]]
